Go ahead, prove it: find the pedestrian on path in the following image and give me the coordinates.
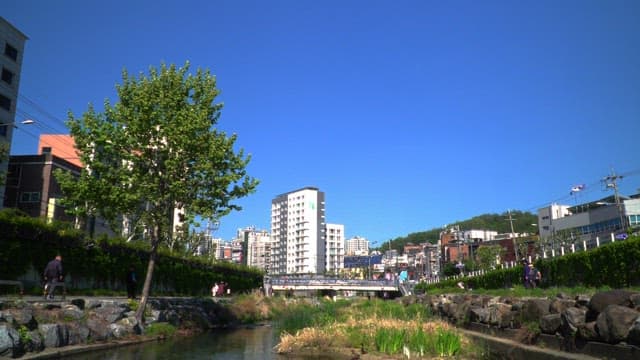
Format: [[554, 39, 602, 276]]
[[43, 255, 63, 300]]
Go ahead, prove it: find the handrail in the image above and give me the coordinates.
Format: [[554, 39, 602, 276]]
[[0, 280, 24, 297]]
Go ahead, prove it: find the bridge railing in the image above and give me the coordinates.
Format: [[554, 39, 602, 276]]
[[269, 277, 399, 288]]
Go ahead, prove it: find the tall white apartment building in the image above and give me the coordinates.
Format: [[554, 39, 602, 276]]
[[325, 223, 344, 275], [0, 17, 28, 207], [345, 236, 369, 256], [271, 187, 326, 275], [237, 226, 271, 272]]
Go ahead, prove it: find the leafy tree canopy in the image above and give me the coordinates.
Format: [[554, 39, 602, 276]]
[[55, 62, 259, 322]]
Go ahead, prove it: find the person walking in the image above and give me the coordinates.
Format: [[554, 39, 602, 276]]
[[43, 255, 63, 300], [126, 266, 137, 299], [528, 264, 541, 289]]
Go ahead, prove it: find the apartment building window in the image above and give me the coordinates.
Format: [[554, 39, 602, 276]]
[[4, 43, 18, 61], [1, 68, 13, 85], [20, 192, 41, 203], [0, 94, 11, 111]]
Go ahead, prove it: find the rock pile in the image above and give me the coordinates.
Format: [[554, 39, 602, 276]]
[[0, 298, 233, 358]]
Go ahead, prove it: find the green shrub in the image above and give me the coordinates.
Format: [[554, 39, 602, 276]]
[[145, 322, 176, 337], [434, 328, 461, 357]]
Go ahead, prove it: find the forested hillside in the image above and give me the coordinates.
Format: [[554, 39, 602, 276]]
[[381, 210, 538, 252]]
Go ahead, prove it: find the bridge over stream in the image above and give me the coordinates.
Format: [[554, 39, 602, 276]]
[[266, 277, 413, 296]]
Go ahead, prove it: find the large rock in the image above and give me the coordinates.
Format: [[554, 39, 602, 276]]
[[89, 304, 126, 324], [588, 290, 635, 320], [0, 324, 20, 357], [521, 298, 550, 322], [540, 314, 561, 334], [25, 330, 44, 353], [85, 317, 111, 341], [488, 303, 513, 328], [561, 307, 586, 333], [577, 321, 598, 341], [38, 323, 67, 348], [628, 317, 640, 346], [470, 307, 490, 324], [550, 298, 576, 314], [62, 304, 84, 321], [595, 305, 639, 343], [66, 323, 90, 345]]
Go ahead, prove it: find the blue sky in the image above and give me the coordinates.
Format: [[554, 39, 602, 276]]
[[4, 1, 640, 243]]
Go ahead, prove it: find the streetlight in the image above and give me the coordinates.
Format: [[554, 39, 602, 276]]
[[0, 119, 34, 136]]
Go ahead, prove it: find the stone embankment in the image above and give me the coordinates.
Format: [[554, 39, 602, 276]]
[[0, 297, 234, 358], [407, 289, 640, 359]]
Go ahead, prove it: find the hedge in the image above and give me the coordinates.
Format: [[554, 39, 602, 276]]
[[0, 210, 263, 295], [417, 235, 640, 292]]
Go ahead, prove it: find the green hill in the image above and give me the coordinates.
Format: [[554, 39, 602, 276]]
[[381, 210, 538, 253]]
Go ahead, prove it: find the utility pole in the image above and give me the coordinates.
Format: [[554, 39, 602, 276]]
[[603, 169, 626, 231], [507, 210, 519, 262]]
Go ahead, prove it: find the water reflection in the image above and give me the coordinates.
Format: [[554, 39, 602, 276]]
[[63, 325, 337, 360]]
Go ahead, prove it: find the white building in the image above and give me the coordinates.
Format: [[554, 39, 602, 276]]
[[461, 229, 497, 242], [237, 226, 271, 272], [0, 17, 28, 207], [325, 223, 344, 275], [345, 236, 369, 256], [271, 187, 326, 275], [537, 195, 640, 248]]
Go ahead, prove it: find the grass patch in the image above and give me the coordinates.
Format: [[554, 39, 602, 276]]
[[144, 322, 176, 338], [274, 299, 477, 358]]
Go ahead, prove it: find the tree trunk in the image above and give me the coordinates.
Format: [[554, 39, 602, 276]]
[[135, 225, 160, 325]]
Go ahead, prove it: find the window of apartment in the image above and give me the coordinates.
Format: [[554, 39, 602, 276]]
[[4, 43, 18, 61], [20, 192, 41, 203], [0, 94, 11, 111], [1, 68, 13, 85]]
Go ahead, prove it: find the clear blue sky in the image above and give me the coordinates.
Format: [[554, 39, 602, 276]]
[[4, 1, 640, 243]]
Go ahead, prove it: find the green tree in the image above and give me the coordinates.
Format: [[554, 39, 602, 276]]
[[55, 63, 258, 323], [476, 245, 504, 271]]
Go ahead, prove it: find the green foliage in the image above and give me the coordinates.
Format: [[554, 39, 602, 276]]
[[384, 211, 538, 252], [144, 322, 177, 337], [374, 327, 405, 354], [417, 235, 640, 293], [18, 325, 31, 344], [476, 245, 504, 271], [0, 211, 263, 295], [435, 328, 462, 356]]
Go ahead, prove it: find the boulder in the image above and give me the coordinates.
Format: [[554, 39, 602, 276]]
[[26, 330, 44, 353], [577, 321, 598, 341], [550, 299, 576, 314], [488, 303, 512, 327], [630, 293, 640, 310], [470, 307, 490, 324], [575, 294, 590, 308], [85, 317, 111, 341], [66, 323, 90, 345], [521, 298, 550, 322], [89, 304, 126, 324], [588, 290, 635, 320], [628, 317, 640, 346], [561, 307, 586, 333], [62, 305, 84, 321], [0, 324, 20, 357], [540, 314, 561, 334], [38, 323, 66, 348], [70, 298, 85, 310], [595, 305, 639, 343]]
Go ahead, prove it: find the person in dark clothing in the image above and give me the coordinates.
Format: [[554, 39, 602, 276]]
[[44, 255, 63, 300], [522, 260, 530, 289], [126, 266, 137, 299]]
